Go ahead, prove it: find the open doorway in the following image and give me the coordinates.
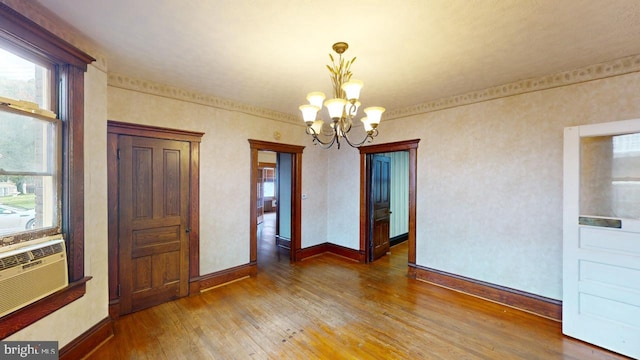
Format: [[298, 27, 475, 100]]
[[256, 151, 295, 259], [256, 152, 278, 260], [249, 140, 304, 264], [359, 139, 419, 265], [367, 151, 410, 261]]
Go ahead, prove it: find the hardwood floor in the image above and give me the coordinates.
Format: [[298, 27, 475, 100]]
[[87, 213, 629, 359]]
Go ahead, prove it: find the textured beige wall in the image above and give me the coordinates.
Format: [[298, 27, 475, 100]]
[[363, 72, 640, 299], [258, 150, 277, 163], [301, 144, 329, 248], [326, 149, 360, 248], [107, 86, 329, 273]]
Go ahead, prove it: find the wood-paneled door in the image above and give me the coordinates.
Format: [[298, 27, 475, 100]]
[[370, 154, 391, 261], [118, 135, 190, 314], [108, 121, 203, 317]]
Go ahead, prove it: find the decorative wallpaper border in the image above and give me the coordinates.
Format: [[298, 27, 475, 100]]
[[107, 73, 301, 124], [385, 54, 640, 120], [110, 54, 640, 124]]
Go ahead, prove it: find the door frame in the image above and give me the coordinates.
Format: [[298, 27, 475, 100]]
[[249, 140, 304, 262], [359, 139, 419, 264], [107, 120, 203, 318]]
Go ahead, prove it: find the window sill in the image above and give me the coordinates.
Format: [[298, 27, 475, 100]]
[[0, 276, 92, 339]]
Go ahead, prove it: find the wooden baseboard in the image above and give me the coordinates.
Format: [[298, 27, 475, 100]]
[[108, 300, 120, 320], [296, 243, 329, 260], [409, 264, 562, 321], [297, 243, 365, 262], [326, 243, 365, 262], [189, 279, 201, 295], [195, 262, 257, 292], [59, 317, 113, 360], [390, 233, 408, 247], [275, 235, 291, 250]]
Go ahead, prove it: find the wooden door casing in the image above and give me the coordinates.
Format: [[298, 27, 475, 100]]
[[107, 121, 203, 318], [248, 140, 304, 263], [118, 135, 190, 314], [359, 140, 419, 265]]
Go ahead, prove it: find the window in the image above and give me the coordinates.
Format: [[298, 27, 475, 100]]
[[0, 48, 60, 241], [263, 168, 275, 197], [0, 48, 52, 109], [0, 3, 94, 338]]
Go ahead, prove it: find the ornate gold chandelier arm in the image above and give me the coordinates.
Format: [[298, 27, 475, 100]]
[[341, 128, 378, 148], [305, 125, 339, 149], [305, 115, 378, 150]]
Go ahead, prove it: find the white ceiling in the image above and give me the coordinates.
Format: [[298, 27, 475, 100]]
[[35, 0, 640, 117]]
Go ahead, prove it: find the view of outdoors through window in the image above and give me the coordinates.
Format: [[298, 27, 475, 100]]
[[0, 48, 58, 239]]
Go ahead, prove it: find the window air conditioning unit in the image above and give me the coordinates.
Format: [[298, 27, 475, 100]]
[[0, 237, 68, 318]]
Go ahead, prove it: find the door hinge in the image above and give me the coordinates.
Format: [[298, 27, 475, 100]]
[[117, 149, 121, 159], [117, 284, 121, 297]]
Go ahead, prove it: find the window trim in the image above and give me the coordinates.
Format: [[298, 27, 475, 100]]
[[0, 3, 95, 339]]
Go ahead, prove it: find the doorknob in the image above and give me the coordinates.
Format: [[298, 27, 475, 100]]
[[186, 227, 192, 233]]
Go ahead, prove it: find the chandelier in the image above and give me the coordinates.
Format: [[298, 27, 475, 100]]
[[299, 42, 385, 149]]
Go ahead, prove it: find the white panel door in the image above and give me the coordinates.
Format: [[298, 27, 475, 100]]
[[563, 119, 640, 359]]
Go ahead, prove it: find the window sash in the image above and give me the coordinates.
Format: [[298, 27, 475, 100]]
[[0, 94, 61, 243], [0, 106, 60, 175]]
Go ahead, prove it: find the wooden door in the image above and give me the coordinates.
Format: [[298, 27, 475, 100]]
[[118, 135, 190, 314], [563, 119, 640, 359], [371, 154, 391, 261]]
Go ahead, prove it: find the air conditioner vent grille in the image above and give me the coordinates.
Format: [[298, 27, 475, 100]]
[[0, 252, 30, 271], [31, 243, 63, 260]]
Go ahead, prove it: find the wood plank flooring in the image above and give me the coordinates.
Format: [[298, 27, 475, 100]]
[[87, 214, 630, 359]]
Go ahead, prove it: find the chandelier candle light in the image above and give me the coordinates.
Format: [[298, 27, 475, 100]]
[[299, 42, 385, 149]]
